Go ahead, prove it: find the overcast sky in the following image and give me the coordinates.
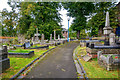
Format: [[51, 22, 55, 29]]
[[0, 0, 73, 29]]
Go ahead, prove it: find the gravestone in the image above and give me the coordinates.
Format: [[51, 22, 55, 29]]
[[54, 30, 56, 40], [97, 51, 102, 59], [106, 55, 113, 64], [24, 42, 31, 49], [58, 35, 60, 40], [0, 45, 10, 73], [32, 37, 34, 42], [50, 34, 52, 41], [34, 28, 40, 41], [83, 55, 92, 62], [109, 33, 116, 46], [41, 34, 44, 45]]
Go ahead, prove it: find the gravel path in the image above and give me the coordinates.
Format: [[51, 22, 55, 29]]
[[24, 42, 79, 78]]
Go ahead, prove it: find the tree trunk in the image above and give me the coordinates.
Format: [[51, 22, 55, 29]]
[[77, 30, 80, 39]]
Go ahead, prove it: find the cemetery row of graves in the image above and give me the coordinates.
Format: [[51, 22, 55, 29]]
[[74, 12, 120, 78], [0, 29, 67, 79]]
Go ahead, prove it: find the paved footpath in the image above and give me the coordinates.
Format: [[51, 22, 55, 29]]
[[24, 42, 79, 78]]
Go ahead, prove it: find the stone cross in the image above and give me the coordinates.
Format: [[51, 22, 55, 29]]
[[54, 30, 56, 40], [50, 34, 52, 41], [41, 34, 44, 44], [109, 33, 116, 46], [34, 28, 40, 41]]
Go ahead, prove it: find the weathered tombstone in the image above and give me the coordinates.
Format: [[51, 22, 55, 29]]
[[41, 34, 44, 45], [32, 37, 34, 42], [106, 55, 113, 71], [97, 51, 102, 59], [34, 28, 40, 41], [50, 34, 52, 41], [58, 35, 60, 40], [106, 55, 113, 64], [109, 33, 116, 46], [54, 30, 56, 40], [0, 45, 10, 73], [24, 42, 31, 49], [83, 55, 92, 62]]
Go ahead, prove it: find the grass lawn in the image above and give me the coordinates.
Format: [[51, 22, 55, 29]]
[[8, 48, 33, 53], [30, 44, 48, 48], [75, 46, 119, 78], [1, 46, 55, 79]]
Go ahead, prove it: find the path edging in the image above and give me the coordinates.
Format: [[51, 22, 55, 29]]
[[9, 46, 59, 80], [73, 46, 88, 79]]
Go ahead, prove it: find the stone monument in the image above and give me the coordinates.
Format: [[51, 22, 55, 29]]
[[54, 30, 56, 40], [41, 34, 44, 45], [0, 45, 10, 73], [50, 34, 52, 41], [103, 11, 112, 45], [58, 35, 60, 40], [109, 32, 116, 46], [34, 28, 40, 42]]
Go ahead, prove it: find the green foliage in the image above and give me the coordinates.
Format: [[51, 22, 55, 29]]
[[63, 2, 95, 39], [2, 46, 55, 79], [87, 2, 119, 37], [1, 2, 62, 39]]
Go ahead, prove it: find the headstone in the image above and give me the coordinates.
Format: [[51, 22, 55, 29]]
[[58, 35, 60, 40], [54, 30, 56, 40], [97, 51, 102, 59], [106, 55, 113, 64], [109, 32, 116, 46], [34, 28, 40, 41], [32, 37, 34, 42], [83, 55, 92, 62], [41, 34, 44, 44], [50, 34, 52, 41], [24, 42, 31, 49], [0, 45, 10, 73]]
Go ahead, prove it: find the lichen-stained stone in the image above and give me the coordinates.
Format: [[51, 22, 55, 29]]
[[86, 47, 120, 54]]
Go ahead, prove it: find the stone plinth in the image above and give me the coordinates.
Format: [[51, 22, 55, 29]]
[[86, 47, 120, 54]]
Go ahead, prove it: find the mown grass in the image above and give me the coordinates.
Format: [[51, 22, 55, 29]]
[[30, 44, 47, 48], [75, 46, 119, 78], [8, 48, 33, 53], [1, 46, 55, 79]]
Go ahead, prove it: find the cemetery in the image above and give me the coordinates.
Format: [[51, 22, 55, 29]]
[[8, 48, 34, 58], [74, 11, 119, 78], [1, 1, 120, 79]]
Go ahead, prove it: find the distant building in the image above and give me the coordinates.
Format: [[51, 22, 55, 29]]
[[61, 28, 68, 38]]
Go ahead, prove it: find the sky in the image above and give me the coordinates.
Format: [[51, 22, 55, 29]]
[[0, 0, 73, 29]]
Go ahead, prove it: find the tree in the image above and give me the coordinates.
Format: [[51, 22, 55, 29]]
[[18, 2, 62, 39], [87, 2, 119, 37], [63, 2, 95, 39]]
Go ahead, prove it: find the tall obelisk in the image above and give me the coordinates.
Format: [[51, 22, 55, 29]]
[[103, 11, 112, 45]]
